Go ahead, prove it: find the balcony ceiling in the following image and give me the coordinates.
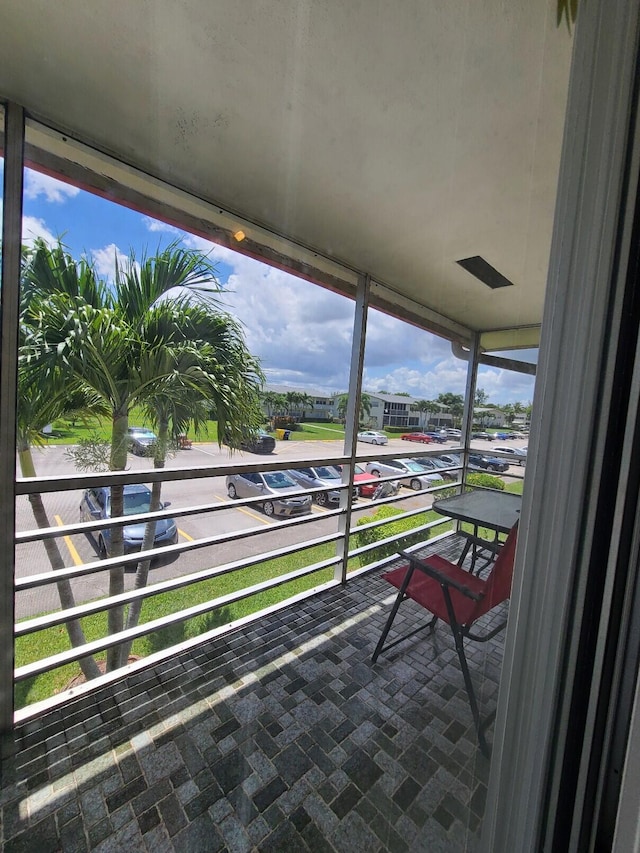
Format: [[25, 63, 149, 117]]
[[0, 0, 572, 338]]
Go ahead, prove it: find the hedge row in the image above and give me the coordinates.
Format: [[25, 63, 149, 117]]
[[354, 505, 431, 566]]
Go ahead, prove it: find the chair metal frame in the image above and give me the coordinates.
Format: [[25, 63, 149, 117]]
[[372, 523, 518, 756]]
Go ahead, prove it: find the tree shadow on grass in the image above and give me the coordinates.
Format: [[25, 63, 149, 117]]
[[14, 677, 37, 711], [145, 606, 234, 656]]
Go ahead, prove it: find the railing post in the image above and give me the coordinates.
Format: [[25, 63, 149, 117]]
[[0, 103, 24, 737], [336, 273, 370, 582]]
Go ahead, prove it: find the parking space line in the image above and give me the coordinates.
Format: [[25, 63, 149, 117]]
[[214, 495, 272, 525], [54, 514, 84, 566], [178, 529, 194, 541]]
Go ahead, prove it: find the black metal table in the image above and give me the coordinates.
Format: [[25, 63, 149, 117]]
[[432, 489, 522, 570]]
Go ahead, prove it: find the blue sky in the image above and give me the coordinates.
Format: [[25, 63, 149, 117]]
[[14, 166, 535, 405]]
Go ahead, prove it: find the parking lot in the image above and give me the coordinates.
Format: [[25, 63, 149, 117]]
[[15, 435, 527, 618]]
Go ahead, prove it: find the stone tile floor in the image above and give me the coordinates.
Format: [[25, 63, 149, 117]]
[[1, 535, 507, 852]]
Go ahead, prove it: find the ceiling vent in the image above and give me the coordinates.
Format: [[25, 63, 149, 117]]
[[456, 256, 515, 289]]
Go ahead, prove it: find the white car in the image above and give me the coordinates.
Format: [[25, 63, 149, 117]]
[[493, 445, 527, 466], [365, 457, 443, 491], [357, 430, 388, 445]]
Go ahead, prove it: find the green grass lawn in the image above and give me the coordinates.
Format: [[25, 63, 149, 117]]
[[43, 413, 220, 445], [281, 422, 346, 441]]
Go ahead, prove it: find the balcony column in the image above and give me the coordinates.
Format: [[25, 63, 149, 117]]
[[0, 103, 24, 736], [461, 332, 480, 489], [336, 273, 370, 582]]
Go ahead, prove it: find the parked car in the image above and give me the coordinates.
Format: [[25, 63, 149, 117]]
[[128, 426, 157, 456], [435, 452, 462, 467], [226, 470, 312, 517], [469, 454, 509, 473], [411, 456, 458, 480], [493, 445, 527, 466], [400, 431, 433, 443], [338, 463, 379, 497], [495, 431, 517, 441], [240, 428, 276, 454], [445, 428, 462, 438], [79, 483, 178, 559], [425, 431, 448, 443], [365, 458, 443, 491], [357, 430, 388, 445], [287, 465, 355, 506], [471, 431, 495, 441]]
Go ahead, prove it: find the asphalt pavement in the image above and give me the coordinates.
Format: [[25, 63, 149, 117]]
[[15, 435, 527, 618]]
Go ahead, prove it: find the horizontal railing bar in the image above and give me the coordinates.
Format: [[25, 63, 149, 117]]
[[15, 531, 345, 635], [17, 485, 347, 543], [15, 558, 339, 681], [347, 519, 443, 560], [15, 448, 470, 497], [15, 508, 342, 590], [350, 502, 442, 535], [15, 454, 353, 495], [18, 469, 461, 545], [348, 527, 457, 576]]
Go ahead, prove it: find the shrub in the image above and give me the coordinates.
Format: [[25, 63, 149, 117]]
[[355, 505, 429, 565], [272, 416, 297, 430], [466, 472, 505, 490]]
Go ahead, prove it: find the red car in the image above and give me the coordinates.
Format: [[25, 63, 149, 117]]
[[337, 464, 379, 497], [400, 432, 433, 443]]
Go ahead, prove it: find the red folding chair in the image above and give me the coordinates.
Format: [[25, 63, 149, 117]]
[[372, 522, 518, 756]]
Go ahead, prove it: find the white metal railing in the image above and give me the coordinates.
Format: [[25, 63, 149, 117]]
[[15, 450, 468, 695]]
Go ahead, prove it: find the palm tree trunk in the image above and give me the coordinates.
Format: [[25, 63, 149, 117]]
[[107, 412, 128, 671], [19, 447, 101, 681], [121, 418, 168, 659]]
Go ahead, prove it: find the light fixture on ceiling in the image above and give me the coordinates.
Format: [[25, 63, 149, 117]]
[[233, 230, 246, 242], [456, 256, 515, 289]]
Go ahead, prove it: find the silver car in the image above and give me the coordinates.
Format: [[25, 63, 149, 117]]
[[357, 430, 389, 445], [493, 445, 527, 466], [410, 456, 458, 481], [365, 457, 443, 491], [286, 465, 350, 507], [226, 470, 312, 517]]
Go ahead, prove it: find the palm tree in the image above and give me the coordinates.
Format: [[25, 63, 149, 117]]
[[411, 399, 439, 428], [22, 239, 263, 672], [261, 391, 279, 420], [286, 391, 303, 419], [500, 403, 514, 426], [336, 392, 371, 426], [119, 299, 263, 657], [298, 393, 313, 421], [16, 363, 104, 682], [437, 393, 464, 427]]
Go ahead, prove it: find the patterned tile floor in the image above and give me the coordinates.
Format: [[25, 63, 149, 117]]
[[0, 535, 507, 852]]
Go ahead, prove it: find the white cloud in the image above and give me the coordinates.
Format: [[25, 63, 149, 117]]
[[143, 217, 182, 235], [23, 170, 80, 203], [476, 364, 535, 405], [216, 258, 357, 390], [363, 356, 468, 400], [175, 231, 535, 403], [21, 215, 58, 247], [91, 243, 132, 283]]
